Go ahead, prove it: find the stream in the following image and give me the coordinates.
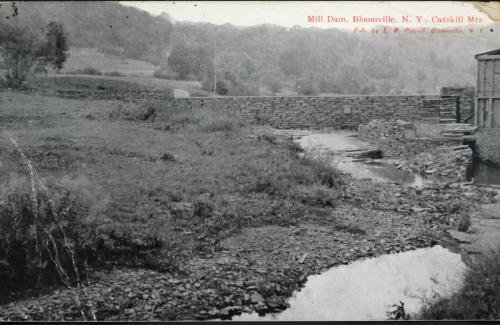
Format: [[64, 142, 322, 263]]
[[292, 131, 500, 187], [228, 129, 500, 321]]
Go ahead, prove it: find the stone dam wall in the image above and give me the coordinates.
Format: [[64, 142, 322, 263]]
[[154, 95, 454, 129], [51, 88, 473, 130]]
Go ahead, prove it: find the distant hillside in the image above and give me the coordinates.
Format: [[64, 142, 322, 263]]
[[0, 1, 173, 65], [166, 22, 499, 95], [1, 2, 499, 95]]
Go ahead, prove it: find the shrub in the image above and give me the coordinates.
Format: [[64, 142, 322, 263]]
[[288, 156, 343, 189], [261, 133, 278, 144], [0, 186, 90, 292], [199, 112, 246, 133], [110, 101, 158, 121], [215, 80, 229, 95], [102, 70, 123, 77], [201, 119, 236, 133], [292, 185, 337, 207], [68, 66, 102, 76]]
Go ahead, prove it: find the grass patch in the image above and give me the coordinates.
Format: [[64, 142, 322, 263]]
[[419, 251, 500, 320], [28, 75, 153, 92]]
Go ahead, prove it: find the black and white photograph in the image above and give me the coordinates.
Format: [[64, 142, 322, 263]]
[[0, 1, 499, 321]]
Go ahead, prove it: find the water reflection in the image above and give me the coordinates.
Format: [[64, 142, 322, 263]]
[[232, 246, 467, 321], [295, 133, 461, 187]]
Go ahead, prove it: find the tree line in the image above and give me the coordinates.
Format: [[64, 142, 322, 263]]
[[1, 2, 498, 94]]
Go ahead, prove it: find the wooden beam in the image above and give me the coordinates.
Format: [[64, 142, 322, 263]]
[[487, 98, 493, 128], [479, 100, 484, 127], [477, 55, 500, 60], [493, 59, 496, 97], [477, 96, 500, 99], [474, 97, 478, 126], [482, 61, 488, 95], [476, 59, 480, 96]]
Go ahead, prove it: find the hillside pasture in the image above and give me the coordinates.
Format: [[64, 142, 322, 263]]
[[27, 74, 211, 97], [61, 47, 156, 77]]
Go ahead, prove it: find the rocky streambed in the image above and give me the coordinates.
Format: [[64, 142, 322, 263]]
[[0, 128, 498, 321]]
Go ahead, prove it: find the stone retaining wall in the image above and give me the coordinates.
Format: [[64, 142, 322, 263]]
[[358, 119, 462, 157]]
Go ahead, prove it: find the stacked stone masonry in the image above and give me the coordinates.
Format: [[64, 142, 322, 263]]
[[156, 95, 456, 129], [440, 87, 475, 123], [56, 89, 172, 101], [358, 119, 461, 158], [53, 88, 474, 130]]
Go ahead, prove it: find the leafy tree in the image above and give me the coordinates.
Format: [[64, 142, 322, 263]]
[[167, 44, 211, 80], [260, 66, 286, 95], [215, 80, 229, 95], [44, 22, 69, 71], [0, 20, 69, 88]]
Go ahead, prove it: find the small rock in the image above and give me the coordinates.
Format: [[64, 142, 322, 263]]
[[220, 307, 231, 317], [250, 292, 264, 304], [208, 309, 219, 316], [168, 278, 182, 285]]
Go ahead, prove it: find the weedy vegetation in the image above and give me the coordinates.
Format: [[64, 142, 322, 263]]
[[419, 250, 500, 320], [0, 93, 344, 306]]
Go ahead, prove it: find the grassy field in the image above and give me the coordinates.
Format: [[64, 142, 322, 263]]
[[27, 47, 212, 96], [28, 74, 212, 96], [0, 90, 496, 320], [0, 90, 345, 293]]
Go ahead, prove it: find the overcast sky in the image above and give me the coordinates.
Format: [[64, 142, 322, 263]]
[[119, 1, 493, 29]]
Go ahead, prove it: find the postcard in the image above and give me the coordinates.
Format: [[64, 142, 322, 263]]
[[0, 1, 499, 322]]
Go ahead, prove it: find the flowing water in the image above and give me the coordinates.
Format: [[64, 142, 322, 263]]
[[226, 130, 498, 321], [233, 246, 468, 321], [294, 132, 447, 187], [294, 131, 500, 187]]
